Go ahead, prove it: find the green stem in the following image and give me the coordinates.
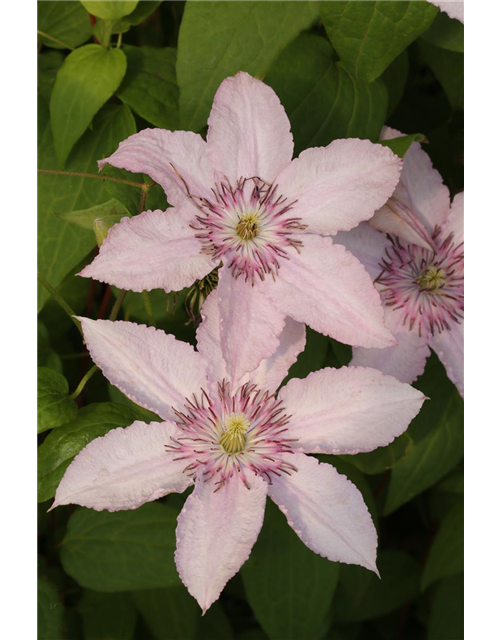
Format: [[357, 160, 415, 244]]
[[60, 352, 90, 360], [37, 169, 152, 190], [37, 30, 74, 50], [69, 365, 98, 400], [141, 291, 156, 327], [109, 290, 127, 321], [37, 273, 83, 337], [116, 31, 123, 49]]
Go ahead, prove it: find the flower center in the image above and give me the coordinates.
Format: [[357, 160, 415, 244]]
[[219, 412, 250, 453], [236, 213, 259, 241], [185, 176, 306, 283], [167, 381, 298, 491], [376, 228, 464, 337], [417, 266, 446, 292]]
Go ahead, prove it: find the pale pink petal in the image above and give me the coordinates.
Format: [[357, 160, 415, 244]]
[[195, 289, 228, 384], [273, 138, 402, 235], [80, 208, 216, 293], [246, 318, 306, 393], [429, 322, 464, 397], [98, 129, 217, 208], [175, 473, 267, 613], [351, 331, 431, 384], [369, 191, 435, 250], [268, 453, 378, 573], [217, 267, 285, 386], [78, 318, 208, 421], [279, 367, 425, 455], [207, 71, 293, 184], [264, 235, 395, 348], [381, 127, 450, 232], [52, 421, 192, 511], [197, 290, 305, 393], [444, 191, 464, 245], [429, 1, 464, 23], [333, 222, 389, 280]]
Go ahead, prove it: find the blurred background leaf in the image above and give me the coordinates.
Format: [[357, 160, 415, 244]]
[[177, 0, 319, 132]]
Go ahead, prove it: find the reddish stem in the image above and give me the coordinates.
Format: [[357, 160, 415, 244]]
[[98, 286, 113, 319]]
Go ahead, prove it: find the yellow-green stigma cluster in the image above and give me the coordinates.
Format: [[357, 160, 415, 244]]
[[417, 266, 446, 292], [236, 213, 259, 241], [219, 413, 250, 454]]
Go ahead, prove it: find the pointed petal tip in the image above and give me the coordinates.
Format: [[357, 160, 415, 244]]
[[47, 500, 59, 513]]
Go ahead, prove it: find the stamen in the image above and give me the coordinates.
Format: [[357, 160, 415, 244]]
[[168, 382, 296, 491], [376, 227, 464, 337], [417, 266, 446, 292], [219, 413, 250, 454], [236, 214, 259, 241], [172, 173, 306, 283]]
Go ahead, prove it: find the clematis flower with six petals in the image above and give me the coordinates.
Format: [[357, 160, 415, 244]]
[[51, 293, 425, 612], [80, 71, 404, 380], [334, 128, 464, 396]]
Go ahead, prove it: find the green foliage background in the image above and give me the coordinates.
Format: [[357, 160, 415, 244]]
[[37, 2, 464, 639]]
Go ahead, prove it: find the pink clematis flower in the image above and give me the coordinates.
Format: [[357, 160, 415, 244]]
[[334, 128, 464, 396], [80, 72, 403, 377], [428, 0, 464, 23], [52, 296, 424, 612]]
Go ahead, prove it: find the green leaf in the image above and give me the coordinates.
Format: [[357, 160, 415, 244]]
[[382, 50, 409, 118], [242, 501, 339, 640], [265, 34, 388, 153], [79, 591, 137, 640], [421, 11, 464, 52], [380, 133, 427, 158], [81, 1, 139, 20], [50, 44, 127, 164], [132, 588, 198, 639], [437, 468, 464, 494], [177, 0, 319, 132], [61, 503, 181, 591], [428, 575, 464, 640], [122, 1, 162, 26], [284, 327, 330, 384], [38, 100, 136, 312], [38, 51, 64, 102], [343, 432, 413, 475], [37, 402, 139, 502], [384, 392, 464, 514], [117, 46, 179, 129], [321, 1, 438, 82], [93, 18, 131, 47], [418, 40, 464, 110], [38, 367, 78, 434], [327, 339, 352, 369], [56, 198, 130, 229], [422, 502, 464, 590], [333, 550, 420, 622], [38, 321, 63, 372], [38, 1, 92, 50], [38, 577, 64, 640]]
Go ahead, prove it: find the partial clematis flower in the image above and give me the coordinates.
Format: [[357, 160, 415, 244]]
[[335, 128, 464, 397], [428, 0, 464, 23], [51, 298, 425, 612], [80, 71, 403, 375]]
